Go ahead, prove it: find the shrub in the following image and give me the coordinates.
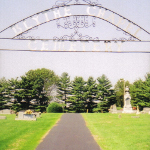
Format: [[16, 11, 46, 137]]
[[92, 108, 100, 113], [47, 102, 62, 113], [117, 107, 122, 110], [35, 106, 46, 112]]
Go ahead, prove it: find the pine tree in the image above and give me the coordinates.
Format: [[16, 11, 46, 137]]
[[57, 72, 71, 104], [69, 77, 86, 113], [85, 77, 97, 112], [0, 78, 9, 110], [130, 73, 150, 110], [96, 74, 113, 112]]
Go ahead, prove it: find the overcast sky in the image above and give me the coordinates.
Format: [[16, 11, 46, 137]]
[[0, 0, 150, 86]]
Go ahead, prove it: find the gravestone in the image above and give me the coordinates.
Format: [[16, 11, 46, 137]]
[[33, 112, 41, 118], [0, 109, 12, 114], [109, 104, 117, 113], [122, 86, 134, 113], [23, 114, 36, 119], [18, 111, 24, 118], [136, 106, 140, 115], [118, 114, 122, 118], [15, 110, 36, 121], [142, 107, 150, 114], [131, 116, 140, 118], [0, 116, 6, 119]]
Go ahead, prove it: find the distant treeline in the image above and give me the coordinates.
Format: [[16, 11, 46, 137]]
[[0, 68, 150, 112]]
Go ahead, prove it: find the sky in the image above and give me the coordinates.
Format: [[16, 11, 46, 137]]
[[0, 0, 150, 86]]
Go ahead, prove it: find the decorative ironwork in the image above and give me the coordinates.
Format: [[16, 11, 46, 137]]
[[0, 0, 149, 42], [112, 37, 137, 42], [83, 0, 101, 6], [53, 16, 98, 40], [15, 34, 40, 40], [14, 26, 39, 39], [53, 30, 99, 40], [53, 0, 101, 7], [113, 28, 137, 41], [56, 16, 96, 29]]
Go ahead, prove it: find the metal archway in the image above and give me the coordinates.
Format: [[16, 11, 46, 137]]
[[0, 0, 150, 52]]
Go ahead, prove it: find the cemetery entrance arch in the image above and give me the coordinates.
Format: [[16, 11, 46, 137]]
[[0, 0, 150, 52]]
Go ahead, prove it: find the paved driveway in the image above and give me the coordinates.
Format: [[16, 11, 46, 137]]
[[36, 113, 101, 150]]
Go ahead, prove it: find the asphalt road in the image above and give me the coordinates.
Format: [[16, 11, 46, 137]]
[[36, 113, 101, 150]]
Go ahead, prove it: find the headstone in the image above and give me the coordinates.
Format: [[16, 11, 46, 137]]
[[122, 86, 134, 113], [18, 112, 24, 118], [118, 114, 122, 118], [0, 116, 6, 119], [15, 110, 36, 121], [131, 116, 140, 118], [142, 107, 150, 113], [136, 106, 140, 115], [109, 104, 117, 113], [23, 114, 36, 119], [32, 112, 41, 118], [0, 109, 12, 114]]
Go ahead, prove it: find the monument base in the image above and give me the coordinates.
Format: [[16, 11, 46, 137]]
[[122, 106, 134, 113], [15, 113, 37, 121], [109, 104, 118, 114]]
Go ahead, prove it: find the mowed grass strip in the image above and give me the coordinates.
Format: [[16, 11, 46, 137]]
[[82, 113, 150, 150], [0, 113, 63, 150]]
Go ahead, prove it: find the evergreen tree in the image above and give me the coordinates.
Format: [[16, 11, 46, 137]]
[[85, 77, 97, 112], [130, 73, 150, 110], [57, 72, 71, 104], [8, 78, 22, 112], [0, 78, 9, 110], [96, 74, 114, 112], [69, 77, 86, 113]]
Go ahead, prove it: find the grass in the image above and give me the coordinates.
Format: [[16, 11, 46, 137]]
[[0, 113, 62, 150], [82, 113, 150, 150]]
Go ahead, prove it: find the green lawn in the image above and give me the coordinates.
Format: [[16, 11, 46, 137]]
[[0, 113, 62, 150], [82, 113, 150, 150]]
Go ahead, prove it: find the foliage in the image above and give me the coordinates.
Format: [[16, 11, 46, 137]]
[[92, 107, 100, 113], [85, 77, 97, 112], [116, 107, 122, 110], [47, 102, 63, 113], [0, 77, 9, 110], [19, 68, 58, 110], [0, 114, 62, 150], [96, 74, 116, 112], [8, 78, 22, 112], [68, 77, 86, 113], [0, 68, 59, 112], [130, 73, 150, 110], [57, 72, 71, 104], [82, 113, 150, 150], [1, 67, 149, 113]]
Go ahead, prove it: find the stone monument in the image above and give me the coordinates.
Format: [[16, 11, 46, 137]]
[[122, 86, 133, 113], [136, 106, 140, 115], [15, 110, 36, 121], [109, 104, 117, 113]]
